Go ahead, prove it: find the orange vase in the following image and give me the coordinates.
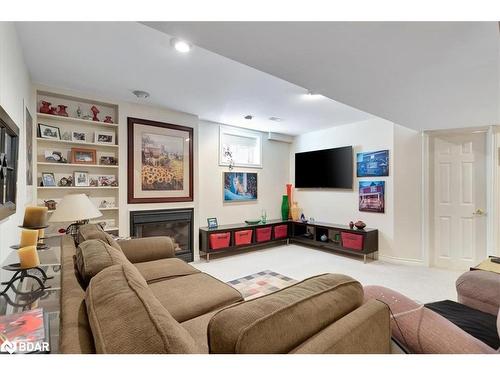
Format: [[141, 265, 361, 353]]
[[286, 184, 293, 219]]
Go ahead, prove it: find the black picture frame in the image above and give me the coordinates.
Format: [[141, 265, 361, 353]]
[[207, 217, 218, 229], [38, 123, 61, 140]]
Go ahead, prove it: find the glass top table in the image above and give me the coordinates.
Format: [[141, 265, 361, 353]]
[[0, 240, 61, 353]]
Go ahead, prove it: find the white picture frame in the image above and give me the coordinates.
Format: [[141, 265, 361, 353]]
[[74, 171, 90, 187], [72, 131, 87, 142], [95, 131, 115, 145]]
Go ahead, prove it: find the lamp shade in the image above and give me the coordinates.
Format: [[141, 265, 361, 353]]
[[49, 194, 102, 223]]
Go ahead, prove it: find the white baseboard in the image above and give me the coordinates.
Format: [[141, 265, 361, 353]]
[[378, 254, 425, 266]]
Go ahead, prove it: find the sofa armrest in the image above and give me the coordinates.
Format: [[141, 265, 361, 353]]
[[456, 270, 500, 315], [117, 237, 176, 263], [290, 300, 391, 354]]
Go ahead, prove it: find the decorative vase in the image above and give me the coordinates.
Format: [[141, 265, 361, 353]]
[[39, 101, 52, 114], [56, 104, 69, 117], [354, 220, 366, 230], [290, 201, 301, 221], [281, 195, 289, 221], [90, 105, 100, 121], [103, 116, 114, 123], [286, 184, 293, 219]]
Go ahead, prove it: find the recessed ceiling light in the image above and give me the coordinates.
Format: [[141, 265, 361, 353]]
[[170, 38, 192, 53], [132, 90, 150, 99], [269, 117, 284, 122], [244, 115, 253, 120]]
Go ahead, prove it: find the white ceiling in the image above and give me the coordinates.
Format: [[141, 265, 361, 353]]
[[145, 22, 500, 131], [15, 22, 375, 135]]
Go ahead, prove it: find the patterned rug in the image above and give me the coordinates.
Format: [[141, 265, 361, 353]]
[[227, 270, 297, 300]]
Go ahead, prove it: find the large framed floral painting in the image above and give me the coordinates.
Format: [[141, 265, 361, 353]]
[[127, 117, 193, 203]]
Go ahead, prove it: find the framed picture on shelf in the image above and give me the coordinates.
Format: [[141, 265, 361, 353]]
[[71, 147, 96, 164], [127, 117, 193, 203], [38, 124, 60, 140], [71, 131, 87, 142], [74, 171, 90, 187], [359, 181, 385, 213], [95, 131, 115, 145], [99, 156, 118, 165], [41, 172, 56, 187], [223, 172, 258, 202], [57, 175, 73, 187], [207, 217, 218, 229], [97, 175, 117, 187]]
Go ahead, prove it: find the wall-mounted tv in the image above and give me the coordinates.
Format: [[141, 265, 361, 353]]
[[295, 146, 353, 189]]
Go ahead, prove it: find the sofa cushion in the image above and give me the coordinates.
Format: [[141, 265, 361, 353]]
[[207, 273, 363, 354], [181, 310, 221, 353], [149, 273, 243, 323], [134, 258, 200, 283], [85, 263, 199, 353], [75, 239, 129, 288], [78, 224, 121, 250]]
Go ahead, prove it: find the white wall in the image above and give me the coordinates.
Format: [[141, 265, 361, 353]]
[[198, 120, 290, 228], [392, 124, 423, 262], [290, 118, 423, 263], [0, 23, 33, 274]]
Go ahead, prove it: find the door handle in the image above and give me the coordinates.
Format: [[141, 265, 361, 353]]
[[473, 208, 486, 216]]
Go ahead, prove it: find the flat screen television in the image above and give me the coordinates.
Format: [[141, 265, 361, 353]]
[[295, 146, 353, 189]]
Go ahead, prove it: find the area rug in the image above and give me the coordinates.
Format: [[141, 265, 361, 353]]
[[227, 270, 297, 300]]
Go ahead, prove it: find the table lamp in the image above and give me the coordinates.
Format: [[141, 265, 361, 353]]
[[49, 194, 102, 241]]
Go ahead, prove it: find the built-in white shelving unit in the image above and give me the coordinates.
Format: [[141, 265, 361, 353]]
[[35, 90, 120, 237]]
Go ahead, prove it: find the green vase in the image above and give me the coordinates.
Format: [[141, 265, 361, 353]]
[[281, 195, 289, 221]]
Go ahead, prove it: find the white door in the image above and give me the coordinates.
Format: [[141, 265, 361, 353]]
[[433, 132, 487, 270]]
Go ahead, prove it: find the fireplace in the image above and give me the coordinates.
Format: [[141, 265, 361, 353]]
[[130, 208, 194, 262]]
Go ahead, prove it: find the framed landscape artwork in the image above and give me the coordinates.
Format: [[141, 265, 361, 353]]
[[356, 150, 389, 177], [223, 172, 258, 202], [127, 117, 193, 203], [359, 181, 385, 213]]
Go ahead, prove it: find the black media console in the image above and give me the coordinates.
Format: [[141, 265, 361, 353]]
[[199, 220, 378, 263]]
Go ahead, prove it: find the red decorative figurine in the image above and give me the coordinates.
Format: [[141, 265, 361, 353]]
[[103, 116, 114, 124], [39, 101, 52, 114], [56, 104, 69, 117], [90, 105, 100, 122]]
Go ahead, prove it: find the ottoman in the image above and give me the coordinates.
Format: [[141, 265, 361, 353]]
[[363, 285, 496, 354]]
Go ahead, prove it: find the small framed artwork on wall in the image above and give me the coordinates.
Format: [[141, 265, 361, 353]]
[[356, 150, 389, 177], [359, 181, 385, 213], [223, 172, 258, 202]]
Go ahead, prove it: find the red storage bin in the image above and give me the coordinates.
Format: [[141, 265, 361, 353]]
[[209, 232, 231, 250], [341, 232, 364, 251], [234, 230, 253, 246], [274, 225, 288, 239], [256, 227, 272, 242]]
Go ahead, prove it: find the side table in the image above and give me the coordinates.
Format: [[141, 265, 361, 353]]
[[0, 241, 61, 353]]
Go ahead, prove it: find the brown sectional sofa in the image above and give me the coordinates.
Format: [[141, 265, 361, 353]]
[[60, 224, 391, 354]]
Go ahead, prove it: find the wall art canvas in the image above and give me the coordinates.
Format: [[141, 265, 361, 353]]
[[224, 172, 258, 202], [359, 181, 385, 213], [128, 117, 193, 203], [356, 150, 389, 177]]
